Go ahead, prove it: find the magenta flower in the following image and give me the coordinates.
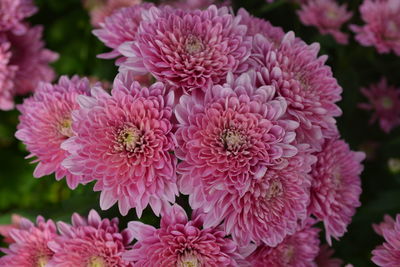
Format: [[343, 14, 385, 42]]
[[315, 244, 343, 267], [350, 0, 400, 56], [0, 216, 57, 267], [62, 71, 177, 216], [372, 214, 400, 266], [298, 0, 352, 44], [249, 32, 342, 151], [358, 78, 400, 133], [123, 204, 243, 266], [15, 76, 91, 189], [0, 37, 16, 111], [245, 223, 320, 267], [47, 210, 133, 267], [309, 139, 365, 244], [119, 5, 252, 95], [0, 0, 37, 35]]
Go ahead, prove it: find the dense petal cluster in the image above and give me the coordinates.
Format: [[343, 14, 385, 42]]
[[0, 37, 16, 110], [0, 0, 37, 34], [298, 0, 352, 44], [48, 210, 133, 267], [16, 76, 91, 189], [358, 78, 400, 133], [124, 204, 243, 266], [309, 139, 365, 244], [119, 5, 252, 95], [62, 71, 177, 216], [372, 214, 400, 266], [350, 0, 400, 55], [249, 32, 342, 151]]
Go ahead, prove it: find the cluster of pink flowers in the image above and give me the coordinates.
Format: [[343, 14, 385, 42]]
[[0, 0, 58, 111], [12, 2, 367, 266]]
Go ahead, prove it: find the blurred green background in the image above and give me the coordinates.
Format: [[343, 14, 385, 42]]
[[1, 0, 400, 266]]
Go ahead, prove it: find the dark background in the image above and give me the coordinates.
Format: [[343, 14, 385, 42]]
[[1, 0, 400, 266]]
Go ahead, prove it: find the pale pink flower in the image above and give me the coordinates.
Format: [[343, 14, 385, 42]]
[[245, 223, 320, 267], [249, 32, 342, 151], [123, 204, 243, 266], [47, 210, 133, 267], [298, 0, 352, 44], [358, 78, 400, 133], [350, 0, 400, 56], [309, 139, 365, 244], [0, 0, 37, 35], [0, 216, 57, 267], [0, 215, 23, 244], [372, 214, 400, 267], [119, 5, 252, 95], [62, 71, 177, 216], [15, 76, 91, 189], [0, 37, 16, 111], [315, 244, 343, 267]]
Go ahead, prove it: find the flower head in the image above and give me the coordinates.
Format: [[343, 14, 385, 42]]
[[123, 204, 243, 266], [358, 78, 400, 133], [62, 71, 177, 216], [298, 0, 352, 44], [350, 0, 400, 56], [15, 76, 91, 189], [48, 210, 133, 267], [119, 5, 252, 95], [0, 0, 37, 35], [0, 37, 16, 110], [309, 139, 365, 244]]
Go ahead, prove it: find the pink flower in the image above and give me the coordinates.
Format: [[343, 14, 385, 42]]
[[119, 5, 252, 95], [245, 223, 320, 267], [372, 214, 400, 267], [0, 37, 16, 111], [249, 32, 342, 151], [62, 71, 178, 216], [0, 214, 23, 244], [350, 0, 400, 56], [0, 216, 57, 267], [123, 204, 243, 266], [160, 0, 231, 10], [315, 244, 343, 267], [15, 76, 91, 189], [47, 210, 133, 267], [309, 139, 365, 245], [0, 0, 37, 35], [373, 214, 396, 236], [358, 78, 400, 133], [297, 0, 352, 44]]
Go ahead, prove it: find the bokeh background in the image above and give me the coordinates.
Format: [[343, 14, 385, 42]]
[[1, 0, 400, 265]]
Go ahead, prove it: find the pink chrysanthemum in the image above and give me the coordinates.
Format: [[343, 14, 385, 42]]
[[0, 214, 23, 244], [123, 204, 243, 266], [249, 32, 342, 151], [315, 244, 343, 267], [309, 139, 365, 244], [0, 37, 16, 111], [245, 223, 320, 267], [161, 0, 231, 10], [15, 76, 91, 189], [0, 216, 57, 267], [358, 78, 400, 133], [119, 5, 252, 95], [62, 71, 177, 216], [0, 0, 37, 35], [297, 0, 352, 44], [372, 214, 400, 267], [47, 210, 133, 267], [350, 0, 400, 56]]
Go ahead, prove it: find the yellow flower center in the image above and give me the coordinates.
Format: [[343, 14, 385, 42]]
[[178, 252, 199, 267], [59, 118, 74, 137], [115, 124, 141, 152], [185, 35, 204, 54], [36, 256, 48, 267], [265, 180, 283, 200], [381, 96, 394, 109], [221, 129, 245, 152], [88, 256, 106, 267]]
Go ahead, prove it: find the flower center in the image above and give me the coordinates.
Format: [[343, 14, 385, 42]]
[[185, 35, 204, 54], [221, 129, 246, 152], [381, 96, 393, 109], [178, 252, 199, 267], [326, 8, 338, 20], [115, 124, 141, 152], [88, 256, 106, 267], [332, 167, 342, 189], [36, 256, 48, 267], [282, 245, 295, 264], [58, 118, 74, 137], [265, 180, 283, 200]]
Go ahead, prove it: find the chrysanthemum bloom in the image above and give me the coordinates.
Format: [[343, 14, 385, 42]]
[[0, 37, 16, 111], [309, 139, 365, 245], [0, 0, 37, 35], [297, 0, 352, 44], [372, 214, 400, 266], [5, 26, 58, 95], [15, 76, 91, 189], [245, 223, 320, 267], [358, 78, 400, 133], [249, 32, 342, 150], [350, 0, 400, 56], [119, 5, 252, 95], [0, 214, 22, 244], [47, 210, 133, 267], [315, 244, 343, 267], [160, 0, 231, 10], [0, 216, 57, 267], [123, 204, 243, 266], [62, 71, 177, 216]]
